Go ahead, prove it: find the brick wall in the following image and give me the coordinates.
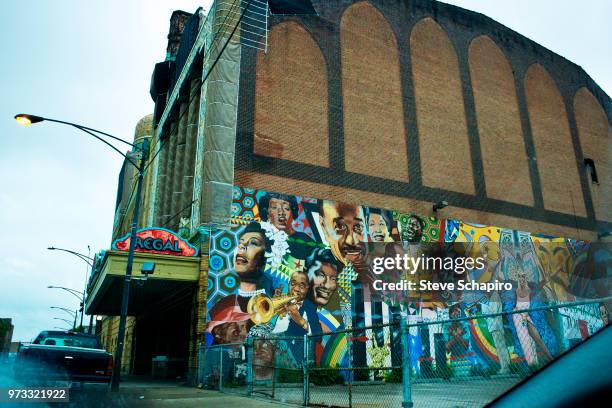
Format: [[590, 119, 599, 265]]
[[99, 316, 136, 374], [469, 35, 533, 206], [525, 64, 587, 217], [235, 169, 596, 240], [235, 0, 611, 237], [574, 88, 612, 223], [341, 2, 408, 181], [254, 21, 329, 167]]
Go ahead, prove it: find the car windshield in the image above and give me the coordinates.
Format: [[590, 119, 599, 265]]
[[37, 335, 100, 349]]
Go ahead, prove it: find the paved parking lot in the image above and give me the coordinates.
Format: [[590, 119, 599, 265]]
[[219, 376, 520, 408]]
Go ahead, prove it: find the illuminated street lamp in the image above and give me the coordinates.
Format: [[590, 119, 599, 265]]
[[16, 113, 148, 391], [14, 114, 44, 126]]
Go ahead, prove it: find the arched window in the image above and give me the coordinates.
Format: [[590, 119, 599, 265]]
[[254, 21, 329, 167], [341, 2, 408, 181], [411, 18, 474, 194]]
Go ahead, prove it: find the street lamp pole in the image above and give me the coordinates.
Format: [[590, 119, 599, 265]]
[[48, 246, 95, 333], [111, 151, 145, 391], [47, 247, 93, 266], [54, 317, 75, 330], [50, 306, 78, 329], [16, 113, 147, 392], [47, 286, 83, 301], [47, 286, 84, 328]]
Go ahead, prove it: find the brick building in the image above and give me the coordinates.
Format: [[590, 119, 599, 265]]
[[87, 0, 610, 383]]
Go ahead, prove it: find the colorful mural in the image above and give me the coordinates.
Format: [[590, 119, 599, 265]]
[[205, 186, 610, 375]]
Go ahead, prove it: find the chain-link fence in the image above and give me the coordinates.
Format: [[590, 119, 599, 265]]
[[199, 298, 609, 407]]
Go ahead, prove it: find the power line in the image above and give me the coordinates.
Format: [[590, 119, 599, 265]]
[[162, 199, 198, 229]]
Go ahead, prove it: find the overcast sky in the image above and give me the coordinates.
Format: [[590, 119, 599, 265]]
[[1, 1, 610, 342]]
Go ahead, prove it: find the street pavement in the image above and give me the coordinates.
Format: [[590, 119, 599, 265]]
[[1, 360, 519, 408], [0, 363, 287, 408], [228, 376, 520, 408]]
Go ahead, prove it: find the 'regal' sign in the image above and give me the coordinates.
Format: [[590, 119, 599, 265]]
[[112, 228, 198, 257]]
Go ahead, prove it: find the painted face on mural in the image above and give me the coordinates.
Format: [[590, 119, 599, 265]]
[[319, 201, 364, 265], [267, 198, 292, 231], [290, 271, 310, 302], [234, 231, 265, 278], [480, 241, 500, 263], [212, 321, 249, 344], [600, 304, 609, 326], [309, 262, 339, 307], [402, 215, 423, 243], [368, 213, 389, 242], [253, 339, 275, 378]]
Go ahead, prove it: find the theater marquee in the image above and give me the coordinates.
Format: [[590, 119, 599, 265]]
[[112, 228, 198, 257]]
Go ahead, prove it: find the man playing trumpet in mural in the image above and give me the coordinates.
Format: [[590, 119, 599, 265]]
[[272, 269, 323, 363], [273, 270, 322, 337]]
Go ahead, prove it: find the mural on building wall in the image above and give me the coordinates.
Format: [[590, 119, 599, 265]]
[[205, 186, 610, 378]]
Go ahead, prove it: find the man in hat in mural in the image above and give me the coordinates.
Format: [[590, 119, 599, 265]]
[[247, 324, 276, 381], [600, 302, 609, 327], [205, 295, 252, 345]]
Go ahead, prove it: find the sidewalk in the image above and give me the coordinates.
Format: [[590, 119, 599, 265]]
[[111, 389, 289, 407], [68, 380, 291, 408]]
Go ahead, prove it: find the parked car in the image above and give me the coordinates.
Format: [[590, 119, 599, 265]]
[[14, 330, 113, 385]]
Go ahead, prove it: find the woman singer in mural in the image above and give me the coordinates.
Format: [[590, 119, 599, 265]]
[[205, 222, 280, 345], [258, 192, 314, 261], [234, 221, 276, 298], [366, 208, 395, 243]]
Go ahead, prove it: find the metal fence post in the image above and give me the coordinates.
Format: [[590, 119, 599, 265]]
[[198, 344, 204, 386], [246, 337, 254, 396], [400, 319, 413, 408], [219, 346, 223, 391], [272, 340, 277, 399], [303, 334, 309, 406], [348, 328, 353, 408]]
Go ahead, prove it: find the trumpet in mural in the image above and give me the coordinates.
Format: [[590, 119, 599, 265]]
[[247, 293, 299, 324]]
